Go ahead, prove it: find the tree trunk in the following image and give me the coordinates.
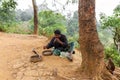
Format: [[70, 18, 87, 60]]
[[78, 0, 120, 80], [78, 0, 105, 79], [114, 28, 120, 50], [32, 0, 38, 35]]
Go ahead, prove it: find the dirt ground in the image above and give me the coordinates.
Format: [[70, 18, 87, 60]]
[[0, 32, 82, 80]]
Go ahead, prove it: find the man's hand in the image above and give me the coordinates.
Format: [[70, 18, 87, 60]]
[[55, 38, 64, 45], [43, 46, 47, 49]]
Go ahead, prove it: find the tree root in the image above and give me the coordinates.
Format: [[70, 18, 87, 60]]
[[73, 66, 120, 80]]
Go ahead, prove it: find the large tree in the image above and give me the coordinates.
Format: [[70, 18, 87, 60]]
[[78, 0, 120, 80], [32, 0, 38, 35]]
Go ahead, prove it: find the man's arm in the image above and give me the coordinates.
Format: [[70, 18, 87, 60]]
[[55, 38, 64, 45], [62, 35, 68, 46], [44, 37, 55, 49], [55, 35, 68, 46]]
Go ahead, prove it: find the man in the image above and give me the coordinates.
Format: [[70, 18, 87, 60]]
[[43, 29, 74, 61]]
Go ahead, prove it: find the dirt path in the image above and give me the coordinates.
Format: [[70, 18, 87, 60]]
[[0, 32, 81, 80]]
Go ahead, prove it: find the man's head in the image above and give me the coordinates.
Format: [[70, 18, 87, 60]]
[[54, 29, 61, 38]]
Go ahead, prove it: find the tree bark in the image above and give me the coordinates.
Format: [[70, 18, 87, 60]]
[[78, 0, 120, 80], [32, 0, 38, 35], [114, 28, 120, 50], [78, 0, 105, 79]]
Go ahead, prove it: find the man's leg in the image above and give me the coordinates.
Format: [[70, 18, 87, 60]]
[[68, 42, 75, 53], [67, 42, 75, 61], [52, 49, 61, 56]]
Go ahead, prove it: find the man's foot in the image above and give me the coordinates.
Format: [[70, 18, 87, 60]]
[[67, 56, 73, 62], [67, 53, 73, 62], [72, 51, 75, 54]]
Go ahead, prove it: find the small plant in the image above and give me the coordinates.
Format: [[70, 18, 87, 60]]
[[104, 45, 120, 67]]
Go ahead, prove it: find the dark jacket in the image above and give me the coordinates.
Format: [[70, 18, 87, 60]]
[[46, 34, 68, 51]]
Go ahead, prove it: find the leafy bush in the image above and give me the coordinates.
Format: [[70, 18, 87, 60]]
[[0, 22, 14, 32], [104, 45, 120, 67], [29, 10, 67, 37], [6, 26, 31, 34], [0, 22, 32, 34], [0, 0, 17, 32], [0, 23, 7, 32], [68, 34, 79, 49]]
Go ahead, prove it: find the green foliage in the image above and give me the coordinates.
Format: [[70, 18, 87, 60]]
[[66, 0, 78, 4], [99, 4, 120, 48], [99, 4, 120, 67], [38, 10, 66, 28], [105, 45, 120, 67], [0, 0, 17, 32], [15, 9, 33, 21], [66, 11, 78, 36], [1, 0, 17, 9], [97, 25, 113, 47], [30, 10, 67, 37], [100, 13, 120, 29], [0, 0, 17, 21], [66, 11, 79, 48], [5, 22, 31, 34], [0, 22, 10, 31], [68, 34, 79, 49], [113, 4, 120, 17]]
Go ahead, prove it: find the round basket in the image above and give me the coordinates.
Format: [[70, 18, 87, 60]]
[[42, 50, 53, 56]]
